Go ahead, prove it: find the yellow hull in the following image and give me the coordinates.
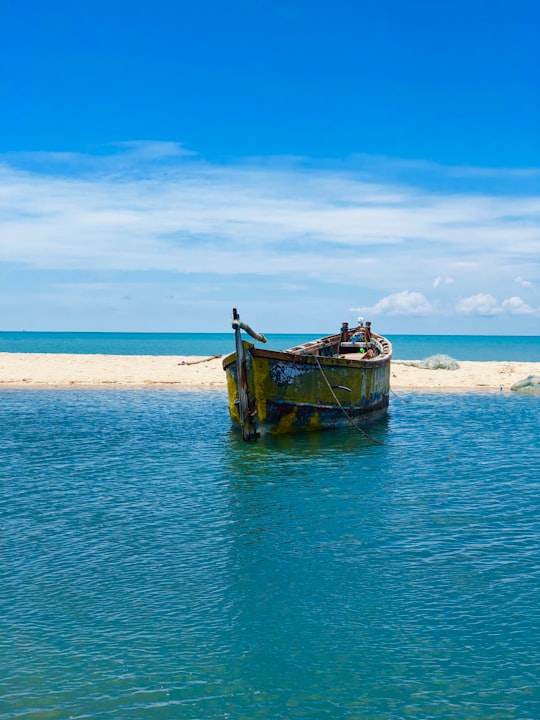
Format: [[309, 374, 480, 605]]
[[223, 342, 391, 438]]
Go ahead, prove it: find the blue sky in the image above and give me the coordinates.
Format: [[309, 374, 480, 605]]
[[1, 0, 539, 334]]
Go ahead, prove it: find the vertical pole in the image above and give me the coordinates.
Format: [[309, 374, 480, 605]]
[[232, 309, 257, 440], [338, 322, 348, 354], [365, 321, 372, 343]]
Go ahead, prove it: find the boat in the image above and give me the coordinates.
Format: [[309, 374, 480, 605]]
[[222, 308, 392, 440]]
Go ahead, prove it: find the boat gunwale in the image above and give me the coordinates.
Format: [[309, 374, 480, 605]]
[[250, 346, 391, 368], [222, 331, 392, 370]]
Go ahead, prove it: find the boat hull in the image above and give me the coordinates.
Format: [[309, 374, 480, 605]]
[[223, 344, 390, 437]]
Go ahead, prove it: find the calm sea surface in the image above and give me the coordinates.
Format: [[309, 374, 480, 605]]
[[1, 388, 539, 719], [1, 331, 540, 361]]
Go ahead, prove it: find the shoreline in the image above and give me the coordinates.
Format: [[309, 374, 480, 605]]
[[0, 352, 538, 391]]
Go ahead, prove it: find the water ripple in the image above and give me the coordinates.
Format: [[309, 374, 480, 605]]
[[1, 389, 539, 718]]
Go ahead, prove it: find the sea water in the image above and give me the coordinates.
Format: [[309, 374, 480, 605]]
[[1, 331, 540, 361], [1, 387, 539, 719]]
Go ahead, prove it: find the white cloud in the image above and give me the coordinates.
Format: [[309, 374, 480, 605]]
[[457, 293, 539, 316], [352, 291, 433, 316], [1, 147, 539, 331], [500, 296, 537, 315], [109, 140, 197, 160], [2, 155, 539, 279], [433, 275, 454, 288], [456, 294, 502, 315]]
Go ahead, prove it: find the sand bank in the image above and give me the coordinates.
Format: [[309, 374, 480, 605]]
[[0, 353, 538, 391], [389, 360, 539, 391], [0, 353, 226, 388]]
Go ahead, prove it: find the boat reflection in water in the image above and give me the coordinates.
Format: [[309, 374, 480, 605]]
[[223, 309, 392, 441]]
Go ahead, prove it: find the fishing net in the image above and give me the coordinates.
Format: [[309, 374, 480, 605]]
[[510, 375, 540, 395], [396, 354, 460, 370]]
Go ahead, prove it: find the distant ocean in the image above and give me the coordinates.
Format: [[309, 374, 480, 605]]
[[1, 331, 539, 361]]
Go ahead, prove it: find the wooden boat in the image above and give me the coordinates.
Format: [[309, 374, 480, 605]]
[[222, 309, 392, 440]]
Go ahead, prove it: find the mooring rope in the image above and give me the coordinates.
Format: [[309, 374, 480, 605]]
[[314, 355, 385, 446], [390, 386, 409, 403]]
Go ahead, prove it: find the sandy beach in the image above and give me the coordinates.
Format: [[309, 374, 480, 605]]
[[0, 352, 538, 391]]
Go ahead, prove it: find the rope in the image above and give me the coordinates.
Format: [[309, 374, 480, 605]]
[[178, 354, 223, 366], [314, 356, 385, 445], [390, 386, 409, 403]]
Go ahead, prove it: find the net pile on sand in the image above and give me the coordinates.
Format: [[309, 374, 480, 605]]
[[510, 375, 540, 395], [394, 354, 460, 370]]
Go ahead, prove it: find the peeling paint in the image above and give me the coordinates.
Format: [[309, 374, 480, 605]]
[[270, 361, 313, 386]]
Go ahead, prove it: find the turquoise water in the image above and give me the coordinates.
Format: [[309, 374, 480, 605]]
[[1, 389, 539, 718], [1, 331, 540, 361]]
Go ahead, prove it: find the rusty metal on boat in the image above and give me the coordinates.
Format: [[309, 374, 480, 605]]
[[222, 309, 392, 441]]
